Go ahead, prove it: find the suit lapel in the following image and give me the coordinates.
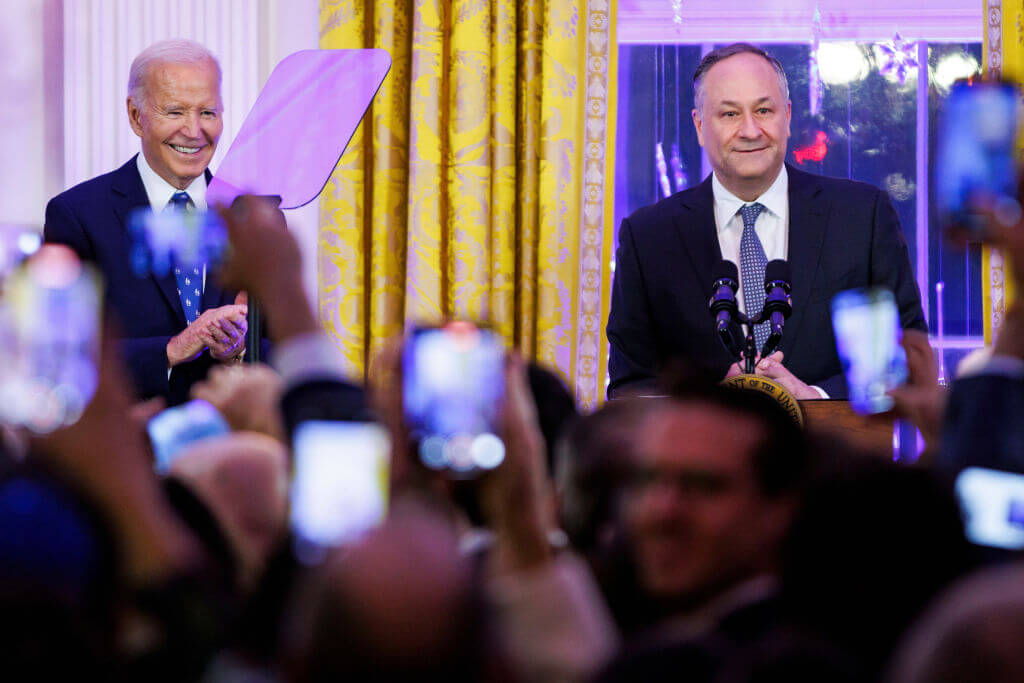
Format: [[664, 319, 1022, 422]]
[[782, 165, 829, 358], [674, 176, 723, 304], [110, 156, 187, 327], [198, 168, 231, 312]]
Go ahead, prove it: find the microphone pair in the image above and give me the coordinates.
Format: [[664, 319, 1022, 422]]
[[708, 259, 793, 360]]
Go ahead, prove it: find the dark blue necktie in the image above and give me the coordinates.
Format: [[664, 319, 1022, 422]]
[[167, 192, 202, 325], [739, 203, 769, 352]]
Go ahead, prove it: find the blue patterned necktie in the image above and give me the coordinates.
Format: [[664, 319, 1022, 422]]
[[739, 202, 769, 352], [167, 191, 203, 325]]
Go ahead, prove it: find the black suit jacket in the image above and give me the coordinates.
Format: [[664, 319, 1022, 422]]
[[937, 372, 1024, 476], [44, 156, 241, 404], [607, 164, 927, 398]]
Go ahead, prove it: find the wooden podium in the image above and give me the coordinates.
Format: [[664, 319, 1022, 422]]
[[798, 400, 895, 456]]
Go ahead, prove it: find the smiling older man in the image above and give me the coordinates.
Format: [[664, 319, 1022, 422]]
[[45, 39, 250, 404], [607, 43, 926, 399]]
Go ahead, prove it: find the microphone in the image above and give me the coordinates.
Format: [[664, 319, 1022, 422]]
[[708, 259, 741, 360], [760, 259, 792, 358]]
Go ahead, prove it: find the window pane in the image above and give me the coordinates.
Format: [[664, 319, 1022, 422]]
[[927, 43, 984, 341], [614, 44, 704, 250]]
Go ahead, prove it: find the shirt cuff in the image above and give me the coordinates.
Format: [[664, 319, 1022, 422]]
[[271, 331, 349, 388], [810, 385, 830, 399]]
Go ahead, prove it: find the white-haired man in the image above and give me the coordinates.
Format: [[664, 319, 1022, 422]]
[[45, 39, 251, 404]]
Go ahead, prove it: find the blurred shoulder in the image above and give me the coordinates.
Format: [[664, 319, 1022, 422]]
[[48, 157, 139, 209], [623, 179, 711, 238]]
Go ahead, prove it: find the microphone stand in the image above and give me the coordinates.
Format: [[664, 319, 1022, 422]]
[[245, 297, 261, 364], [742, 316, 758, 374], [735, 310, 760, 374]]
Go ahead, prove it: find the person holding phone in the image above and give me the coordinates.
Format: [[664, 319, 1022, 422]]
[[607, 43, 926, 400], [938, 208, 1024, 476]]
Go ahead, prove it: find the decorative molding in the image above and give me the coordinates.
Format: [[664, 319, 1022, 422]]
[[574, 0, 615, 411], [991, 247, 1006, 333], [988, 0, 1003, 76], [986, 0, 1004, 340], [618, 1, 982, 43]]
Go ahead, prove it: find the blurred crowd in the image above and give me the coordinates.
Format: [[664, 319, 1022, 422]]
[[1, 195, 1023, 683]]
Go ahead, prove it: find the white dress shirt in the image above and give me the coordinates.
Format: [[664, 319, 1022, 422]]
[[711, 167, 828, 397], [712, 166, 788, 316], [137, 153, 210, 375], [136, 153, 209, 212]]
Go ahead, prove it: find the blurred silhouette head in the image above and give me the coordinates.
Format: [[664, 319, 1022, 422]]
[[287, 502, 492, 682], [171, 432, 289, 591], [781, 456, 972, 674], [623, 384, 807, 607], [556, 398, 657, 554], [0, 469, 118, 676], [888, 564, 1024, 683]]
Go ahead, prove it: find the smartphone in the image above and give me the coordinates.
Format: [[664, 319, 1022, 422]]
[[147, 399, 231, 474], [0, 224, 42, 278], [290, 420, 391, 563], [128, 206, 227, 278], [402, 323, 506, 477], [831, 288, 909, 415], [935, 79, 1022, 238], [956, 467, 1024, 550], [0, 245, 102, 433]]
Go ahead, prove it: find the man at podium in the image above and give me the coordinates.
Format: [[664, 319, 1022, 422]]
[[606, 43, 926, 400]]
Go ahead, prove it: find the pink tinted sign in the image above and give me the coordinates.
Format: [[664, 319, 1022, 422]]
[[208, 49, 391, 209]]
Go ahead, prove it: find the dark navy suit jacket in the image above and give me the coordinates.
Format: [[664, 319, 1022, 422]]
[[938, 372, 1024, 476], [44, 156, 243, 405], [607, 164, 927, 398]]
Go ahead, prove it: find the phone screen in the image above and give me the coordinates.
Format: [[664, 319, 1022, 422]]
[[290, 420, 390, 563], [147, 399, 231, 474], [935, 80, 1021, 237], [956, 467, 1024, 550], [0, 245, 102, 432], [402, 323, 506, 477], [831, 288, 909, 415]]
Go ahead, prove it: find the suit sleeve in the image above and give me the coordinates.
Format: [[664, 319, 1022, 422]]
[[44, 195, 95, 260], [46, 194, 174, 400], [815, 372, 848, 399], [937, 372, 1024, 475], [606, 217, 659, 397], [871, 190, 927, 332]]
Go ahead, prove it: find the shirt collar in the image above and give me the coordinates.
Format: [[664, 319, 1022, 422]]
[[136, 152, 208, 213], [712, 165, 788, 233]]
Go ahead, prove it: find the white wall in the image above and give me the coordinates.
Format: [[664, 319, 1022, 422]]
[[259, 0, 320, 311], [0, 0, 62, 227]]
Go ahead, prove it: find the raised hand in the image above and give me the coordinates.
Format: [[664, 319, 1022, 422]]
[[754, 351, 821, 399]]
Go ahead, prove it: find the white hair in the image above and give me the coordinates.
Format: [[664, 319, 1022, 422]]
[[127, 39, 221, 107]]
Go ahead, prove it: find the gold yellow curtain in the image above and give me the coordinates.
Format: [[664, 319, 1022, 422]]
[[983, 0, 1019, 343], [317, 0, 617, 410]]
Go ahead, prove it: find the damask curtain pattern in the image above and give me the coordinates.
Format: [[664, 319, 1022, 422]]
[[983, 0, 1019, 343], [318, 0, 617, 410]]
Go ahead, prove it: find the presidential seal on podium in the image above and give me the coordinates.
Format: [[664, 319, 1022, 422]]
[[722, 374, 804, 427]]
